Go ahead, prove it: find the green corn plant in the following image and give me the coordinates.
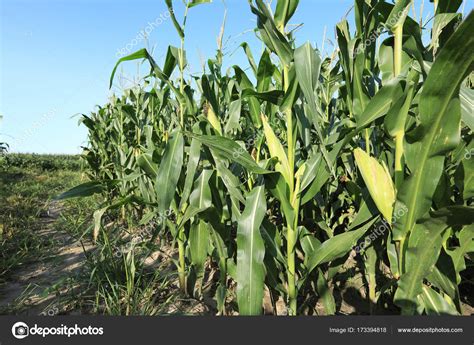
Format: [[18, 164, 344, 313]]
[[247, 0, 307, 316]]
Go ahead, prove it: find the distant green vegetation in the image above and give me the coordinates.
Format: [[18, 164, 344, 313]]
[[1, 153, 82, 171]]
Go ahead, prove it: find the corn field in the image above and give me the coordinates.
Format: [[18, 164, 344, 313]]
[[61, 0, 474, 316]]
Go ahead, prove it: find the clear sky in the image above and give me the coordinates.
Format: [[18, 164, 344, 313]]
[[1, 0, 472, 154]]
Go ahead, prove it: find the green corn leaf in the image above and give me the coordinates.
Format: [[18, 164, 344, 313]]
[[109, 49, 155, 88], [364, 245, 378, 307], [456, 143, 474, 200], [387, 232, 400, 279], [261, 219, 286, 266], [335, 19, 353, 102], [201, 75, 219, 114], [299, 227, 321, 267], [240, 42, 258, 77], [256, 50, 275, 93], [236, 185, 267, 315], [265, 172, 295, 226], [460, 85, 474, 130], [427, 249, 459, 303], [213, 156, 246, 204], [233, 66, 262, 127], [352, 52, 370, 117], [300, 156, 331, 205], [355, 78, 403, 129], [189, 169, 213, 210], [300, 139, 346, 205], [378, 37, 414, 83], [420, 285, 459, 315], [93, 207, 108, 242], [242, 89, 284, 105], [109, 48, 186, 105], [189, 169, 213, 273], [188, 0, 212, 9], [165, 0, 185, 38], [316, 268, 336, 315], [306, 217, 377, 275], [294, 42, 321, 120], [299, 151, 322, 191], [280, 64, 300, 111], [188, 133, 270, 174], [156, 131, 184, 213], [137, 153, 158, 179], [179, 138, 202, 210], [434, 0, 463, 14], [394, 215, 446, 314], [293, 43, 335, 178], [55, 180, 117, 200], [178, 204, 209, 230], [162, 46, 182, 79], [384, 72, 418, 137]]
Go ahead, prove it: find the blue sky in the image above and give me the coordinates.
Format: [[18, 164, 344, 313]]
[[1, 0, 472, 154]]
